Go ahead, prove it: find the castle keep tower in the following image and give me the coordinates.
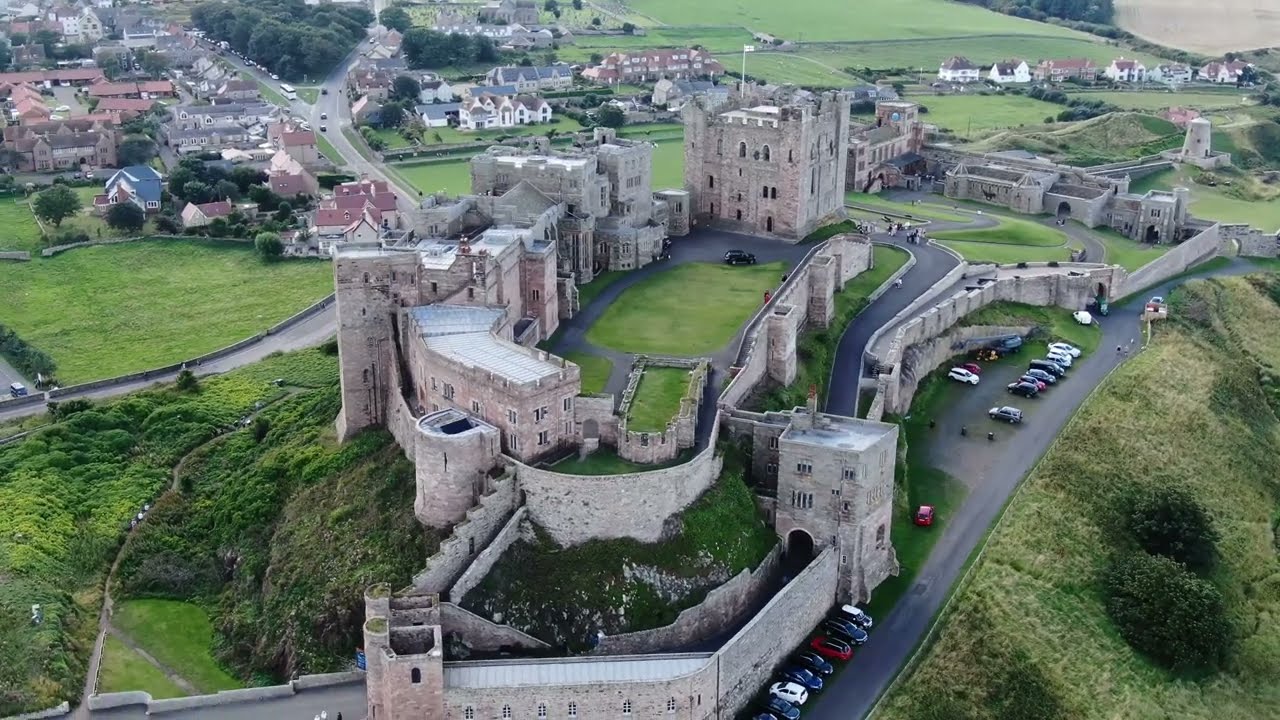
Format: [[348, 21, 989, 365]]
[[682, 89, 851, 240], [364, 586, 445, 720]]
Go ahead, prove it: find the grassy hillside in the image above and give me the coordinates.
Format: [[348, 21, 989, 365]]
[[878, 275, 1280, 720], [969, 112, 1183, 166]]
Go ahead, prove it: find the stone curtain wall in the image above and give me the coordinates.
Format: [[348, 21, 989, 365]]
[[450, 507, 528, 603], [516, 415, 724, 547], [1122, 223, 1227, 297], [617, 357, 709, 464], [592, 545, 782, 656], [85, 674, 364, 716], [440, 602, 551, 652], [1227, 225, 1280, 257], [412, 475, 519, 595]]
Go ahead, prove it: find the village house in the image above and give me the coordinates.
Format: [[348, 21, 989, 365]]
[[168, 102, 275, 131], [987, 60, 1030, 84], [351, 95, 383, 125], [420, 79, 454, 103], [1149, 63, 1193, 84], [0, 68, 105, 86], [1104, 57, 1147, 83], [1033, 58, 1099, 82], [1198, 59, 1251, 84], [180, 199, 235, 228], [216, 79, 261, 103], [96, 165, 163, 213], [153, 34, 204, 68], [87, 80, 175, 100], [417, 102, 461, 128], [54, 6, 104, 43], [484, 65, 574, 93], [164, 125, 252, 153], [937, 56, 980, 83], [267, 149, 320, 197], [2, 117, 121, 171], [582, 48, 724, 85], [651, 78, 729, 110], [347, 69, 393, 101], [268, 122, 321, 166], [458, 91, 551, 130], [95, 97, 158, 121]]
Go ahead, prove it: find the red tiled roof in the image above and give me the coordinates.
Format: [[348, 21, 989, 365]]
[[97, 97, 158, 112], [316, 208, 359, 227], [88, 82, 141, 97], [270, 173, 309, 195], [195, 200, 234, 218], [280, 130, 316, 147], [336, 179, 390, 196]]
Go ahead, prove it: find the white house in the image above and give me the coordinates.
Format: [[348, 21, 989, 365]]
[[1149, 63, 1192, 85], [988, 60, 1030, 84], [938, 56, 980, 83], [420, 79, 454, 103], [417, 102, 460, 128], [458, 93, 550, 130], [1104, 57, 1147, 83], [1199, 59, 1251, 84]]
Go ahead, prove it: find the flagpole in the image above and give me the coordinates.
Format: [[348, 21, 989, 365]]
[[741, 45, 748, 96]]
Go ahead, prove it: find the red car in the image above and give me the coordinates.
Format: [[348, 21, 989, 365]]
[[810, 636, 853, 661], [960, 362, 982, 375], [914, 505, 935, 527]]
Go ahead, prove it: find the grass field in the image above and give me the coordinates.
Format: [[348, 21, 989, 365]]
[[550, 447, 693, 475], [391, 158, 475, 195], [586, 261, 785, 355], [0, 197, 44, 253], [111, 600, 242, 694], [1114, 0, 1279, 56], [369, 127, 412, 150], [651, 139, 684, 189], [564, 351, 612, 395], [933, 216, 1067, 247], [878, 275, 1280, 719], [1132, 168, 1280, 231], [911, 94, 1064, 136], [1085, 225, 1169, 271], [626, 366, 691, 431], [98, 636, 187, 699], [798, 36, 1164, 74], [741, 53, 860, 87], [315, 134, 342, 165], [0, 239, 333, 383], [1069, 90, 1251, 111], [846, 193, 972, 223], [423, 118, 586, 146], [936, 239, 1073, 264], [296, 87, 319, 104]]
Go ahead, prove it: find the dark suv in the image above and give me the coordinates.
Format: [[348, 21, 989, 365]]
[[724, 249, 757, 265]]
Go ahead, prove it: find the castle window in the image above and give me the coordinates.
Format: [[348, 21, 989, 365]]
[[363, 272, 369, 283], [716, 138, 723, 155], [708, 175, 714, 188], [431, 281, 438, 294], [641, 434, 649, 446], [503, 706, 512, 720], [767, 216, 773, 232], [468, 287, 475, 300], [472, 400, 481, 414], [736, 209, 742, 220], [410, 668, 421, 684], [797, 462, 813, 474], [469, 537, 476, 554], [362, 369, 369, 384], [769, 436, 779, 449], [509, 409, 518, 425], [843, 468, 857, 481], [843, 501, 850, 513], [563, 397, 572, 412], [771, 187, 777, 199], [568, 702, 578, 718], [391, 270, 396, 282], [532, 289, 541, 301], [738, 141, 746, 158], [667, 698, 677, 714], [443, 384, 455, 400], [538, 430, 549, 446], [623, 701, 633, 716], [811, 168, 816, 194], [465, 708, 475, 720], [766, 462, 777, 475], [788, 149, 793, 163], [535, 406, 548, 423], [539, 704, 548, 719], [763, 185, 769, 198], [876, 524, 886, 549], [762, 145, 771, 161]]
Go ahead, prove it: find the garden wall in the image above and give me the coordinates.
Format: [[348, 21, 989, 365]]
[[515, 414, 723, 547], [0, 702, 69, 719], [440, 602, 550, 651], [412, 474, 519, 595], [1121, 223, 1227, 297], [616, 357, 708, 464], [0, 251, 30, 261], [592, 545, 782, 656]]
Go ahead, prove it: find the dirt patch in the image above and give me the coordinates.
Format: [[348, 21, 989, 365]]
[[1114, 0, 1280, 54]]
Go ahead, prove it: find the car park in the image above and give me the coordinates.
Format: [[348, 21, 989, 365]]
[[794, 650, 835, 675], [724, 249, 757, 265], [822, 618, 868, 645], [960, 362, 982, 375], [948, 367, 979, 385], [810, 636, 853, 661], [1028, 359, 1065, 377], [759, 697, 800, 720], [1046, 350, 1072, 367], [914, 505, 935, 527], [1024, 368, 1057, 385], [1018, 375, 1047, 391], [988, 406, 1024, 424], [1007, 381, 1038, 398], [1048, 342, 1081, 358], [837, 605, 874, 629], [769, 682, 809, 706], [778, 666, 824, 691]]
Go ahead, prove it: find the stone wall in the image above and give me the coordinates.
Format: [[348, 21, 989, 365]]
[[1122, 223, 1226, 297], [412, 474, 519, 596], [515, 414, 723, 547], [573, 393, 618, 448], [1221, 223, 1279, 258], [592, 544, 782, 656], [0, 250, 31, 261], [616, 357, 708, 464], [894, 323, 1034, 415], [440, 602, 550, 652], [450, 507, 527, 603]]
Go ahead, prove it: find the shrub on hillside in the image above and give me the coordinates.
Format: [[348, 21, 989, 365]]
[[1102, 553, 1231, 671], [1125, 485, 1219, 572]]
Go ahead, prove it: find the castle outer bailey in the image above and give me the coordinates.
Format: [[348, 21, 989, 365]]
[[682, 88, 850, 240]]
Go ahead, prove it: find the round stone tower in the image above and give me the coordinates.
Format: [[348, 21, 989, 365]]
[[1182, 117, 1212, 161]]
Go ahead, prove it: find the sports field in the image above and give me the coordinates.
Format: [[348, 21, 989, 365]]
[[800, 36, 1163, 75], [1069, 90, 1251, 111], [894, 94, 1062, 136]]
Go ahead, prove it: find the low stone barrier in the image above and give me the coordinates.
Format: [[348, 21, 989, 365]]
[[0, 250, 31, 261], [0, 702, 69, 720]]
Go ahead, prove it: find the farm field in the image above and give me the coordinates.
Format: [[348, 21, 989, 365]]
[[0, 239, 333, 383], [1114, 0, 1280, 55], [742, 53, 859, 87], [1069, 90, 1251, 111], [799, 35, 1164, 74], [909, 94, 1064, 136], [1132, 168, 1280, 231]]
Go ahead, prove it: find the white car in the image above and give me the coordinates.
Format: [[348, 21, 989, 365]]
[[1072, 310, 1093, 325], [948, 367, 979, 385], [839, 604, 874, 629], [1047, 342, 1081, 358], [769, 682, 809, 706], [1046, 350, 1072, 367]]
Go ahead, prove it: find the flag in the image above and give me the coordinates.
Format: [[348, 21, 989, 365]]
[[743, 45, 755, 52]]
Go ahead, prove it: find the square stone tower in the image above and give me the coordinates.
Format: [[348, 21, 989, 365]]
[[682, 89, 850, 240], [363, 586, 445, 720], [773, 393, 899, 603]]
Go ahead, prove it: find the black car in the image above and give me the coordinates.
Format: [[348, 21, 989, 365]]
[[779, 666, 824, 691], [759, 696, 800, 720], [1024, 368, 1057, 385], [793, 651, 834, 677], [724, 249, 757, 265], [1007, 381, 1039, 398], [822, 618, 868, 646], [1029, 359, 1066, 377]]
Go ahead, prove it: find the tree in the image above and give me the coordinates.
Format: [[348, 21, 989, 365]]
[[1103, 553, 1231, 670], [597, 104, 625, 128], [1126, 485, 1219, 572], [543, 0, 558, 10], [0, 41, 12, 73], [230, 165, 267, 193], [214, 179, 241, 202], [589, 52, 603, 64], [391, 74, 421, 102], [32, 185, 81, 227], [139, 50, 169, 78], [621, 22, 635, 34], [175, 369, 200, 392], [183, 180, 214, 204], [104, 202, 146, 234], [590, 16, 601, 26], [275, 200, 293, 221], [572, 0, 582, 8], [378, 5, 412, 32], [118, 135, 158, 167], [255, 231, 283, 259]]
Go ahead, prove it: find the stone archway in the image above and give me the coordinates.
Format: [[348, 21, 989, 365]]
[[1144, 225, 1161, 244], [766, 216, 774, 232], [785, 528, 815, 566], [1096, 282, 1108, 300], [1056, 201, 1071, 218]]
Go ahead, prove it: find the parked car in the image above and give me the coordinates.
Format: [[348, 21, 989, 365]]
[[321, 88, 329, 95], [778, 666, 824, 691], [1025, 368, 1057, 385], [810, 636, 853, 661], [948, 367, 979, 385], [1007, 381, 1039, 398], [1028, 359, 1065, 377], [1046, 350, 1073, 367], [9, 382, 28, 397], [823, 618, 868, 645], [1018, 375, 1047, 391], [1048, 342, 1081, 358], [793, 650, 835, 676], [991, 335, 1023, 353], [724, 249, 757, 265], [769, 682, 809, 706], [988, 406, 1024, 423], [914, 505, 935, 527], [320, 125, 327, 132], [1149, 296, 1164, 305], [960, 362, 982, 375], [837, 605, 874, 630], [1072, 310, 1093, 325], [759, 697, 800, 720]]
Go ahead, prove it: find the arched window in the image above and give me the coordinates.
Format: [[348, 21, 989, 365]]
[[465, 709, 475, 720], [762, 186, 768, 198], [716, 137, 723, 155], [738, 141, 746, 158], [502, 706, 512, 719], [876, 524, 886, 549], [766, 216, 774, 232], [667, 698, 677, 714], [568, 702, 578, 718], [622, 701, 633, 716], [538, 704, 547, 719], [771, 187, 777, 199], [762, 144, 771, 161], [410, 668, 421, 684]]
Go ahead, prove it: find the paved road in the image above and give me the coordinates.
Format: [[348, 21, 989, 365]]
[[0, 355, 29, 395]]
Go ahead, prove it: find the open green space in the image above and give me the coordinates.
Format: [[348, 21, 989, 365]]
[[651, 139, 684, 189], [391, 158, 474, 195], [935, 239, 1073, 264], [961, 301, 1101, 353], [626, 366, 692, 432], [550, 447, 693, 476], [753, 245, 910, 411], [420, 118, 586, 146], [932, 215, 1067, 247], [969, 112, 1183, 167], [1069, 90, 1250, 111], [0, 197, 45, 253], [98, 636, 187, 699], [564, 351, 612, 395], [563, 26, 748, 58], [878, 275, 1280, 720], [742, 53, 860, 87], [586, 261, 786, 355], [908, 94, 1064, 136], [1084, 224, 1169, 271], [846, 193, 971, 223], [799, 35, 1163, 74], [369, 127, 412, 149], [111, 600, 241, 694], [575, 269, 627, 309], [315, 134, 342, 165], [1132, 167, 1280, 231], [0, 239, 332, 384], [296, 87, 320, 104], [464, 465, 776, 648]]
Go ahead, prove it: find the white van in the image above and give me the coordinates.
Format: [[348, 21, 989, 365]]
[[10, 382, 28, 397]]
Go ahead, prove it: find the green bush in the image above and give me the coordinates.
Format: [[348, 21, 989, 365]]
[[0, 322, 57, 379], [1125, 485, 1219, 572]]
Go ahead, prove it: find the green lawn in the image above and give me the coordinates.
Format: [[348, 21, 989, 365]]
[[742, 53, 860, 87], [799, 35, 1163, 74], [0, 197, 44, 253], [626, 366, 692, 431], [0, 239, 333, 383], [550, 447, 693, 475], [1131, 168, 1280, 231], [111, 600, 242, 694], [315, 134, 342, 165], [296, 87, 320, 104], [936, 239, 1074, 264], [369, 127, 413, 150], [961, 301, 1102, 353], [651, 139, 685, 189], [932, 216, 1067, 247], [575, 269, 627, 309], [586, 261, 786, 355], [98, 635, 188, 699], [1067, 90, 1250, 111], [845, 193, 971, 223], [564, 351, 612, 395], [420, 118, 587, 146], [391, 158, 475, 195], [1083, 224, 1169, 271], [910, 94, 1065, 136]]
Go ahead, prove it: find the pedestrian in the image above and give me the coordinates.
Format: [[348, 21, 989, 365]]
[[960, 425, 967, 436], [928, 419, 936, 430]]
